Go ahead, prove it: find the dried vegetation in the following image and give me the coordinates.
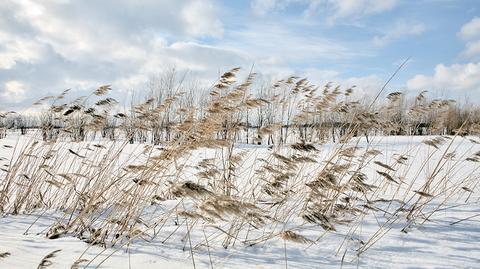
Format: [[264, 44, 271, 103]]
[[0, 67, 479, 267]]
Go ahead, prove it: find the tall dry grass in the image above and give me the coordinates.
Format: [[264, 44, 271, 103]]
[[0, 67, 479, 267]]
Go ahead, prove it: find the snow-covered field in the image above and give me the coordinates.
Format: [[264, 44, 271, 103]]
[[1, 133, 479, 268]]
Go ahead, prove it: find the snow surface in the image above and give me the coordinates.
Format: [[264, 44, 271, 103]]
[[0, 133, 479, 268]]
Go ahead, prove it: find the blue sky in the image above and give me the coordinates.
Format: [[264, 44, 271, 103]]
[[1, 0, 479, 110]]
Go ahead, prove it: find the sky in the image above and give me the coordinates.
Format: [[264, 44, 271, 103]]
[[1, 0, 479, 110]]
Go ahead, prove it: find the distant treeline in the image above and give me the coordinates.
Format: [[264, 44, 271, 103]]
[[1, 68, 479, 144]]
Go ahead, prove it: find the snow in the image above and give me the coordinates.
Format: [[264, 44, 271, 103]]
[[0, 132, 479, 268]]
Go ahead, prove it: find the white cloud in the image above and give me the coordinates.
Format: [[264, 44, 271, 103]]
[[1, 81, 27, 103], [372, 22, 426, 47], [181, 0, 224, 38], [305, 0, 399, 23], [302, 68, 340, 83], [407, 17, 480, 98], [0, 0, 47, 70], [407, 62, 480, 92], [461, 40, 480, 60], [343, 75, 384, 96], [8, 0, 224, 62], [141, 41, 251, 75], [459, 17, 480, 41], [0, 0, 232, 108], [0, 33, 45, 69], [458, 17, 480, 60], [223, 24, 367, 67], [250, 0, 399, 23]]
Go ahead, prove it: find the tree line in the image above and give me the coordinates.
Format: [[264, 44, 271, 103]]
[[1, 68, 479, 144]]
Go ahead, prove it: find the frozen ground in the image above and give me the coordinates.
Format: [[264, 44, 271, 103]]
[[0, 133, 479, 268]]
